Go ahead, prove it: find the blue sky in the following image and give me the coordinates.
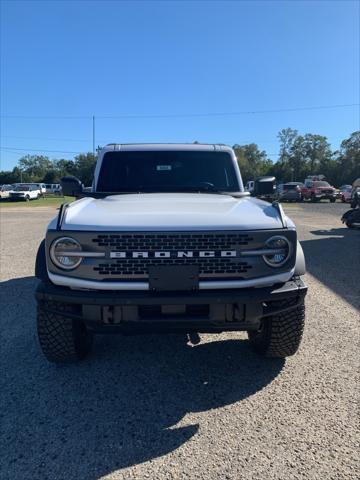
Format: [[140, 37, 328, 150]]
[[1, 0, 359, 170]]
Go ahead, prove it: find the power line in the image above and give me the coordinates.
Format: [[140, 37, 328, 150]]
[[96, 103, 360, 119], [0, 135, 90, 143], [0, 134, 347, 144], [0, 115, 91, 119], [1, 147, 82, 154], [0, 145, 280, 157], [1, 103, 358, 119]]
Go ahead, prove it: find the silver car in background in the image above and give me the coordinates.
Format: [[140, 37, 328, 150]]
[[276, 182, 303, 202]]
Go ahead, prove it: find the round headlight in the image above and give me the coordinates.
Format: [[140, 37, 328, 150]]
[[263, 236, 291, 267], [50, 237, 82, 270]]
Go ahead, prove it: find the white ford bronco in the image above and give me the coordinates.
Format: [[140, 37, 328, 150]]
[[35, 144, 307, 363], [10, 184, 42, 201]]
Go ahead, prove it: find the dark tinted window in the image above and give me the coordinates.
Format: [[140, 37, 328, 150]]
[[97, 151, 240, 193], [283, 184, 298, 190]]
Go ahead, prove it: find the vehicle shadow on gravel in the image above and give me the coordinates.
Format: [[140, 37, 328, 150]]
[[301, 227, 360, 309], [0, 276, 285, 480]]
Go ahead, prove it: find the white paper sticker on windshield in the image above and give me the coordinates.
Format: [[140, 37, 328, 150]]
[[156, 165, 172, 171]]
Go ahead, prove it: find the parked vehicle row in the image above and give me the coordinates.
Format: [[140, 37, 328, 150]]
[[0, 182, 62, 201], [245, 176, 354, 204]]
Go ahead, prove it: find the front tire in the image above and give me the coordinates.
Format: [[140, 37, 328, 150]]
[[330, 197, 336, 203], [37, 301, 93, 363], [247, 299, 305, 358]]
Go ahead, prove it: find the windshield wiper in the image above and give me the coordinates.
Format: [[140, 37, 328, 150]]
[[79, 188, 249, 199], [132, 185, 245, 196]]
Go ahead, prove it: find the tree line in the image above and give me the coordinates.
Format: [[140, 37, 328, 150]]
[[0, 130, 359, 187], [234, 129, 359, 186]]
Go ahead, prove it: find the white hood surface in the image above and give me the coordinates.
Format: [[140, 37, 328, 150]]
[[60, 193, 287, 231]]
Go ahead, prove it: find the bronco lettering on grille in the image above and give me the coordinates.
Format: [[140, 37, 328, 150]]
[[110, 250, 237, 259]]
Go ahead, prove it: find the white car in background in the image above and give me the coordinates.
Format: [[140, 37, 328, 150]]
[[0, 184, 14, 199], [15, 182, 46, 195], [45, 183, 61, 194], [9, 184, 42, 201]]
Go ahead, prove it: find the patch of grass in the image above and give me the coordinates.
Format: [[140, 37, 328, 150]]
[[0, 196, 75, 208]]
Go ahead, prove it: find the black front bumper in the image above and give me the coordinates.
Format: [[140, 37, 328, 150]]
[[316, 194, 336, 200], [35, 278, 307, 334]]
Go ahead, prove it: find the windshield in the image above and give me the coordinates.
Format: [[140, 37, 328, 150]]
[[283, 184, 298, 190], [96, 151, 240, 193], [314, 181, 330, 187], [14, 185, 30, 191]]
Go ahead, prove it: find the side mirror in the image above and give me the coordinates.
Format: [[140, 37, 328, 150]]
[[60, 176, 83, 197], [253, 176, 276, 196]]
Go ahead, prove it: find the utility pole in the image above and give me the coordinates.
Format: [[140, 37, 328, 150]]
[[92, 115, 95, 158]]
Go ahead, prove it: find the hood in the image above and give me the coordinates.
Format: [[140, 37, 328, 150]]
[[60, 193, 287, 231], [317, 186, 335, 190]]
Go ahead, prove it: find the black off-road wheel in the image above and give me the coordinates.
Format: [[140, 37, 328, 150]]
[[37, 300, 93, 364], [247, 299, 305, 358], [330, 197, 336, 203]]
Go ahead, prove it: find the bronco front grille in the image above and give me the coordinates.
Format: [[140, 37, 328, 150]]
[[46, 229, 297, 282], [92, 232, 253, 250], [93, 257, 252, 277], [91, 232, 253, 279]]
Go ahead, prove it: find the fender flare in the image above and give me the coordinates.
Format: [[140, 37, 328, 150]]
[[295, 241, 306, 276], [35, 239, 50, 282]]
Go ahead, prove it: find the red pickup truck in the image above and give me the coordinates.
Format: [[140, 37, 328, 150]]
[[301, 180, 336, 202]]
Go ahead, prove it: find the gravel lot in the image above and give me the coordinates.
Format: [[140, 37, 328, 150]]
[[0, 202, 359, 480]]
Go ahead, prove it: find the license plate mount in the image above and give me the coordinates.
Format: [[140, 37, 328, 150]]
[[148, 265, 199, 291]]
